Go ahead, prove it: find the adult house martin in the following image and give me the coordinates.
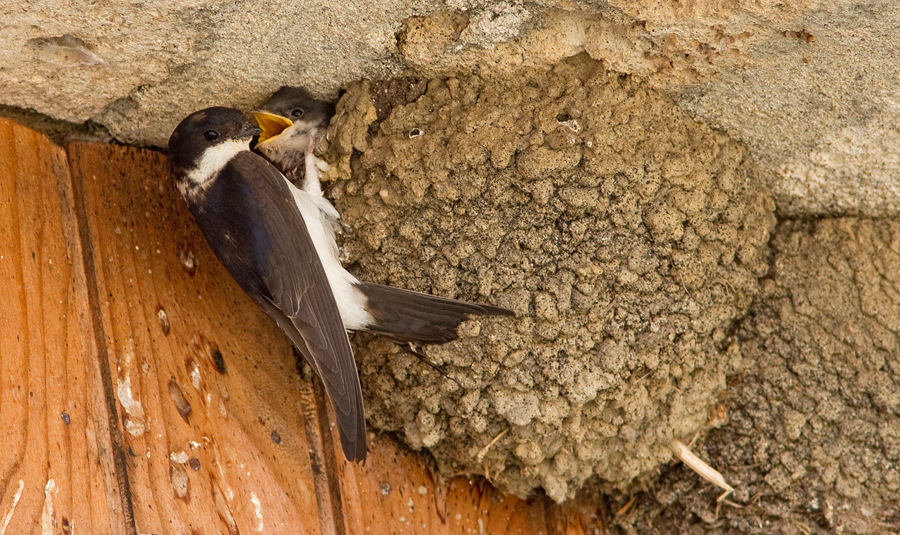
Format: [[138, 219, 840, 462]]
[[168, 106, 367, 461]]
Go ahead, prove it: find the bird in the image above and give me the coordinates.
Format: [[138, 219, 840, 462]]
[[169, 106, 367, 462], [252, 86, 335, 197], [169, 106, 513, 462]]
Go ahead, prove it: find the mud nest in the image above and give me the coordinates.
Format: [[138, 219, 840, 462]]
[[322, 55, 775, 502]]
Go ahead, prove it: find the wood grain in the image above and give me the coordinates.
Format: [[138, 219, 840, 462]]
[[331, 432, 603, 535], [0, 118, 130, 533], [0, 119, 600, 534]]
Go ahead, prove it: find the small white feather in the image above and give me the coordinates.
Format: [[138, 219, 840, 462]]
[[303, 152, 324, 197]]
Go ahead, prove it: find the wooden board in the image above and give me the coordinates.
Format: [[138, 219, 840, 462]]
[[0, 118, 133, 535], [0, 118, 600, 534]]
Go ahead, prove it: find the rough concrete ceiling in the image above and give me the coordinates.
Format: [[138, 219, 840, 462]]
[[3, 0, 897, 216]]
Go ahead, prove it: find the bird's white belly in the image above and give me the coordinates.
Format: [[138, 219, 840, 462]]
[[287, 181, 372, 330]]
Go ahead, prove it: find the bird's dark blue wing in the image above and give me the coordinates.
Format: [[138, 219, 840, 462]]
[[188, 150, 366, 461]]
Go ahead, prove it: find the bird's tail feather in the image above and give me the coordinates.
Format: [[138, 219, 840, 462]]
[[357, 282, 514, 344]]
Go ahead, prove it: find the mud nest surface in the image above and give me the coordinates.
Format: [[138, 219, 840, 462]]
[[321, 55, 775, 502], [624, 218, 900, 534]]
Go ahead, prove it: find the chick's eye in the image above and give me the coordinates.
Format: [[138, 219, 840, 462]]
[[204, 130, 219, 141], [290, 108, 305, 118]]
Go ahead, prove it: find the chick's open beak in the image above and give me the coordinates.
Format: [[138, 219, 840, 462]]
[[253, 111, 293, 144]]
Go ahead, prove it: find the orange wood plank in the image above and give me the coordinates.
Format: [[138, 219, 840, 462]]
[[0, 118, 129, 534], [334, 427, 598, 535], [66, 142, 325, 535]]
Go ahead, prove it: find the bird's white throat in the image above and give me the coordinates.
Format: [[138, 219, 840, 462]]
[[185, 139, 252, 187]]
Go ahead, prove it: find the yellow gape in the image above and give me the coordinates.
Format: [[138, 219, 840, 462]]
[[253, 111, 293, 144]]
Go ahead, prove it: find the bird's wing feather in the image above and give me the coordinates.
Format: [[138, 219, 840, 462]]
[[226, 151, 366, 461]]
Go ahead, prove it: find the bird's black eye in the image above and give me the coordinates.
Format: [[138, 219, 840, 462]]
[[204, 130, 219, 141], [290, 108, 305, 118]]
